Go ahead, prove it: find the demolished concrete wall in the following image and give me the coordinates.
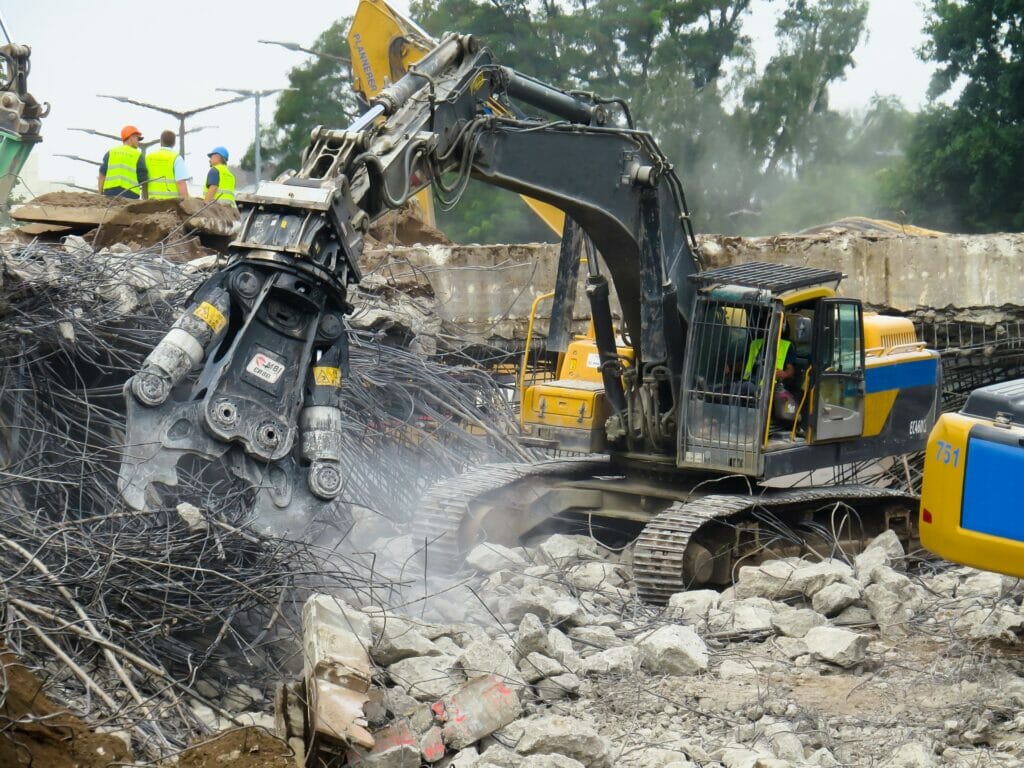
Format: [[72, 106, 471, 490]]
[[363, 231, 1024, 344]]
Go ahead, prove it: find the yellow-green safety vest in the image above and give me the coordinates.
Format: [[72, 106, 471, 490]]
[[205, 164, 236, 206], [103, 144, 142, 194], [743, 338, 791, 380], [145, 147, 180, 200]]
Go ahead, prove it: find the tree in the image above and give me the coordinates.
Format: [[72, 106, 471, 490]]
[[885, 1, 1024, 232], [741, 0, 867, 178]]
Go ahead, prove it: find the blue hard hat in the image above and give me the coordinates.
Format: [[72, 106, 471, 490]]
[[207, 146, 229, 162]]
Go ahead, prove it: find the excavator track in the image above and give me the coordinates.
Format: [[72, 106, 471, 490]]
[[633, 485, 918, 604], [416, 456, 610, 564]]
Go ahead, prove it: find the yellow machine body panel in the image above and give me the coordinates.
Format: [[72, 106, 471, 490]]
[[522, 337, 633, 452], [920, 381, 1024, 578], [859, 314, 933, 438]]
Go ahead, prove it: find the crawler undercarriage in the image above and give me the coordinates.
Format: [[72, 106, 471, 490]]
[[417, 456, 919, 604]]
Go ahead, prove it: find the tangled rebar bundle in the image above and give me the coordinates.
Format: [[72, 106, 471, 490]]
[[0, 239, 535, 757]]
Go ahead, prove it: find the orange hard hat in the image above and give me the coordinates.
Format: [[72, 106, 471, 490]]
[[120, 125, 143, 141]]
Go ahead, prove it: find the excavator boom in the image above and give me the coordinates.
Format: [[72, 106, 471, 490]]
[[118, 30, 700, 523]]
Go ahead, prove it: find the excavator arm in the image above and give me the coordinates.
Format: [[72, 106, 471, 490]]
[[118, 32, 701, 522]]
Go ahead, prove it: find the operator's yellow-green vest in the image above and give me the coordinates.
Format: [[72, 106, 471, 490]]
[[103, 144, 142, 194], [205, 163, 236, 206], [145, 147, 180, 200], [743, 338, 791, 380]]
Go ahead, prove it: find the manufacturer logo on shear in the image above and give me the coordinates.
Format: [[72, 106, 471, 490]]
[[246, 353, 286, 384]]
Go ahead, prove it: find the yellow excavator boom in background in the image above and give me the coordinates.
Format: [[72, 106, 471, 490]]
[[347, 0, 566, 236]]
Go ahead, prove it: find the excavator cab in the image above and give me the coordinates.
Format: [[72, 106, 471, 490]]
[[678, 263, 940, 480]]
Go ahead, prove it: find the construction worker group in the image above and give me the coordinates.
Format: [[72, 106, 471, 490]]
[[97, 125, 235, 206]]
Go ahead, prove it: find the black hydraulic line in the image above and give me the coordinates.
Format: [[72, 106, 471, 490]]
[[586, 274, 627, 415]]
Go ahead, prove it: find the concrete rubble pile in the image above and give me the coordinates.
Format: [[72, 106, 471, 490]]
[[274, 527, 1024, 768], [5, 190, 240, 261]]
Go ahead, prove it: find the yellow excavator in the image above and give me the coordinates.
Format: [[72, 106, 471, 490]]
[[119, 10, 943, 604]]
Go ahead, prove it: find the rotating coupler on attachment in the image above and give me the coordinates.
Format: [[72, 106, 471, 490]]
[[129, 288, 231, 407]]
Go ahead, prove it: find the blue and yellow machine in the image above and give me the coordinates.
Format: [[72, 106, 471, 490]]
[[920, 379, 1024, 578]]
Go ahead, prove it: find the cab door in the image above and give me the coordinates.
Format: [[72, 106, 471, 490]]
[[812, 299, 865, 441]]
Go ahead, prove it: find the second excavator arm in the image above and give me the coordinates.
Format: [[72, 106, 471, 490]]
[[119, 32, 701, 522]]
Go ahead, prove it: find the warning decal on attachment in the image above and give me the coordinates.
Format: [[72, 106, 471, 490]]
[[313, 366, 341, 387], [193, 301, 226, 333], [246, 352, 286, 384]]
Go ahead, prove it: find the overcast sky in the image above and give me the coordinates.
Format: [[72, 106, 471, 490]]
[[6, 0, 935, 191]]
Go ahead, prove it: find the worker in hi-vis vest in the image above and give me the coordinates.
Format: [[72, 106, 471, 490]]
[[144, 130, 190, 199], [204, 146, 236, 206], [742, 334, 797, 391], [98, 125, 148, 198]]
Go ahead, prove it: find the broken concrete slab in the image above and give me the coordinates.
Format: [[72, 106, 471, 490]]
[[371, 614, 440, 666], [735, 559, 853, 600], [567, 625, 623, 652], [565, 561, 624, 592], [501, 582, 587, 625], [534, 672, 581, 702], [518, 652, 566, 683]]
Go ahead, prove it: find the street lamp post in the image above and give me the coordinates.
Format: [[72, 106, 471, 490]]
[[69, 125, 215, 150], [96, 94, 247, 158], [258, 39, 351, 66], [215, 87, 284, 184]]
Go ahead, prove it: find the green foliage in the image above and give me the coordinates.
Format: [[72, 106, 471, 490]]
[[884, 1, 1024, 232]]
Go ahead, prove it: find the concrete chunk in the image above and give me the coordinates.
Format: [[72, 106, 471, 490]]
[[507, 714, 610, 767], [637, 625, 709, 675], [371, 614, 440, 666], [458, 638, 526, 687], [303, 594, 372, 686], [310, 678, 374, 749], [667, 589, 720, 624], [804, 626, 868, 668], [537, 534, 601, 565], [566, 562, 624, 591], [515, 613, 549, 658], [436, 674, 522, 750], [579, 645, 641, 677], [770, 606, 827, 638], [466, 543, 527, 573], [388, 654, 463, 701], [518, 652, 565, 683], [811, 581, 862, 617]]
